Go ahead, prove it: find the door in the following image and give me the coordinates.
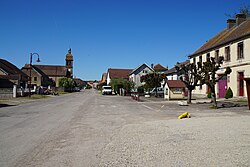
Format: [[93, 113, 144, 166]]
[[238, 72, 244, 96], [218, 76, 227, 98]]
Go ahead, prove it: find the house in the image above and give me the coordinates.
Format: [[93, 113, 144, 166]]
[[107, 68, 133, 85], [189, 14, 250, 98], [21, 64, 54, 87], [153, 64, 168, 73], [0, 59, 29, 98], [21, 48, 74, 88], [166, 60, 189, 80], [28, 65, 66, 87], [73, 78, 87, 88], [100, 73, 107, 84], [164, 80, 186, 100], [0, 59, 28, 88], [129, 63, 154, 88]]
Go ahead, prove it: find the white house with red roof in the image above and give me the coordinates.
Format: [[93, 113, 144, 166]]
[[129, 63, 154, 88], [107, 68, 133, 85]]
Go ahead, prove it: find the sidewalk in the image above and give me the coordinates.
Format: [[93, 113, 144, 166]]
[[137, 95, 249, 111]]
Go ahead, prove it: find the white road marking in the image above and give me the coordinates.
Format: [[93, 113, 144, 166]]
[[141, 104, 154, 111]]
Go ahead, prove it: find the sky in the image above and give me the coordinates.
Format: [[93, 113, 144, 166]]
[[0, 0, 249, 80]]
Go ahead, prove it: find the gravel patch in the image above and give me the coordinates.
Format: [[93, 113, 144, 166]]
[[99, 116, 250, 167]]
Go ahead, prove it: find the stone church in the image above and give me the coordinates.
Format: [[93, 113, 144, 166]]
[[22, 48, 74, 88]]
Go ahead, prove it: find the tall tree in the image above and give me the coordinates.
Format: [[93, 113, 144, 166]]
[[59, 78, 76, 92], [140, 72, 165, 96], [175, 62, 202, 104], [200, 57, 232, 108], [110, 78, 134, 95]]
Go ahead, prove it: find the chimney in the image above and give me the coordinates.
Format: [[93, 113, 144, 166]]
[[227, 19, 236, 29], [236, 13, 246, 26], [151, 63, 154, 69]]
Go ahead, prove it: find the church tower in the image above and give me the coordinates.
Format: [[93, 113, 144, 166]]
[[65, 48, 73, 78]]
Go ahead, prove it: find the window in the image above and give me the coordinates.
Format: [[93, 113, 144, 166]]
[[237, 42, 244, 59], [173, 88, 182, 94], [34, 77, 37, 81], [199, 56, 202, 64], [225, 46, 230, 61], [215, 50, 219, 62], [193, 57, 196, 65], [206, 53, 210, 62]]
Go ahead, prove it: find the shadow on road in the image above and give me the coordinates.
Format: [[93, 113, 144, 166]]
[[0, 104, 15, 108]]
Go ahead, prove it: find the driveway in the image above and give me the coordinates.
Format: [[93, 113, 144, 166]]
[[0, 89, 249, 166]]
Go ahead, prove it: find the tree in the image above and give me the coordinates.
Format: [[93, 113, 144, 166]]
[[225, 5, 250, 18], [59, 78, 76, 92], [110, 78, 134, 95], [140, 72, 165, 96], [200, 57, 232, 108], [175, 62, 202, 104]]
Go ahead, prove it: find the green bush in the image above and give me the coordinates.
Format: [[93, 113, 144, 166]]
[[224, 87, 233, 99], [85, 85, 92, 89], [59, 78, 76, 92]]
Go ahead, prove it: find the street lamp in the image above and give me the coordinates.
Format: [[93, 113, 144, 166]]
[[29, 53, 41, 97]]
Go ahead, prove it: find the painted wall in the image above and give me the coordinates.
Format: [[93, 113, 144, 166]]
[[164, 85, 185, 100], [107, 73, 111, 85]]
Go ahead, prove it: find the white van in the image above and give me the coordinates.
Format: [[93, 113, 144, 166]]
[[102, 86, 112, 95]]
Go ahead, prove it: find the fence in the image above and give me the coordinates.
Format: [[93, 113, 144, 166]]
[[0, 88, 13, 99]]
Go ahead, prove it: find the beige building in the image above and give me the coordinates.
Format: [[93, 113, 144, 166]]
[[189, 14, 250, 98], [164, 80, 186, 100]]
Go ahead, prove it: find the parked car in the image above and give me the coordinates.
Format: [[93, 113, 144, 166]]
[[102, 86, 112, 95], [149, 87, 164, 97]]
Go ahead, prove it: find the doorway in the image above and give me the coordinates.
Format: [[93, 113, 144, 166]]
[[238, 72, 244, 96], [218, 76, 227, 98]]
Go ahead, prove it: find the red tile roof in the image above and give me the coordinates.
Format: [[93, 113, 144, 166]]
[[154, 64, 167, 72], [21, 64, 51, 82], [108, 68, 133, 79], [166, 60, 189, 74], [166, 80, 185, 88], [73, 78, 87, 86], [190, 18, 250, 58], [32, 65, 66, 77], [0, 59, 28, 81]]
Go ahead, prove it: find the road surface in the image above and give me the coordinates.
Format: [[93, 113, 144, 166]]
[[0, 89, 250, 166]]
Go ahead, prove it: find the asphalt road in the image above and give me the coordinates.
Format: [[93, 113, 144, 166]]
[[0, 89, 250, 167]]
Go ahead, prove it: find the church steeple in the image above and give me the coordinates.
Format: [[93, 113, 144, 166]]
[[65, 48, 73, 78]]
